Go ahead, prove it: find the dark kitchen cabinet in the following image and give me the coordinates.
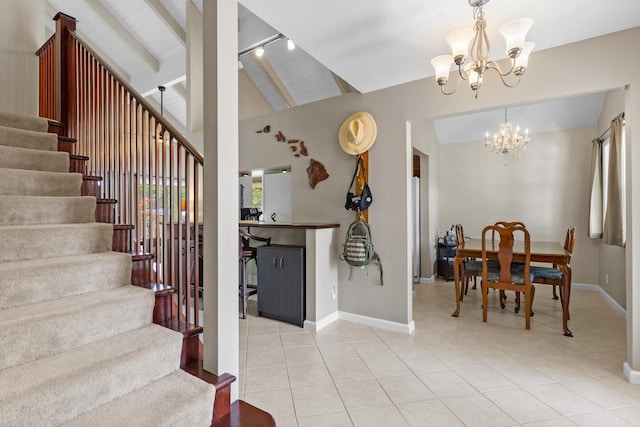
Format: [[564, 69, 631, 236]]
[[257, 245, 305, 327]]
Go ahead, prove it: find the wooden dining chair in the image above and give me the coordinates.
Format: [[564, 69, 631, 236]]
[[493, 221, 527, 311], [455, 224, 481, 299], [481, 223, 535, 330], [530, 226, 576, 310], [239, 229, 271, 319]]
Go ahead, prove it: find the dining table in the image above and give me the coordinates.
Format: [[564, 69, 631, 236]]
[[451, 238, 573, 336]]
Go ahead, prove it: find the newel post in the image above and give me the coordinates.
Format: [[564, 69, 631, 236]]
[[53, 12, 77, 137]]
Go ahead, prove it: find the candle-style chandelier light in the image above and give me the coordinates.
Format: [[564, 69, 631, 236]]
[[483, 108, 530, 156], [430, 0, 535, 98]]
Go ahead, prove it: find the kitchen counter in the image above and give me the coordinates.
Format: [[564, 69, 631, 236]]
[[239, 220, 340, 331]]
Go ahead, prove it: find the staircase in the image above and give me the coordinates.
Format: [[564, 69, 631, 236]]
[[0, 111, 215, 425]]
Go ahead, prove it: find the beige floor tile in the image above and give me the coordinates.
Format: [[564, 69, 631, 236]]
[[521, 417, 578, 426], [524, 383, 603, 416], [397, 350, 450, 373], [287, 362, 333, 387], [244, 365, 290, 392], [282, 331, 317, 348], [348, 405, 409, 427], [247, 333, 283, 349], [243, 388, 296, 421], [278, 321, 306, 334], [484, 388, 561, 424], [609, 405, 640, 426], [528, 356, 592, 381], [496, 361, 555, 387], [340, 327, 379, 342], [240, 282, 630, 426], [396, 399, 464, 427], [433, 348, 485, 369], [569, 410, 635, 427], [276, 419, 299, 427], [284, 345, 324, 365], [325, 357, 374, 382], [297, 412, 354, 427], [362, 354, 412, 378], [560, 377, 639, 409], [416, 370, 476, 398], [291, 383, 345, 417], [463, 344, 518, 366], [245, 346, 285, 369], [335, 379, 392, 410], [248, 323, 279, 336], [442, 393, 517, 427], [317, 342, 359, 361], [351, 338, 394, 358], [377, 374, 436, 404], [455, 365, 517, 392]]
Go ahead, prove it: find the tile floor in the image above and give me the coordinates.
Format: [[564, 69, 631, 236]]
[[238, 280, 640, 426]]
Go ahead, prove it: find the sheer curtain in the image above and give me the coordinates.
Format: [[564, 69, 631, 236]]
[[602, 114, 625, 246], [588, 140, 603, 238]]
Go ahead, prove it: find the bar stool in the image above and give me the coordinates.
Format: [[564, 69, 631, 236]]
[[239, 229, 271, 319]]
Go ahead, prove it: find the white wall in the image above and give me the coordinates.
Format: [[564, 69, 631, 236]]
[[0, 0, 44, 114]]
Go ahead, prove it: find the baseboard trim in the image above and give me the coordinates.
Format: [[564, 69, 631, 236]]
[[419, 276, 434, 284], [338, 311, 415, 334], [303, 311, 339, 332], [623, 362, 640, 385], [573, 282, 626, 319]]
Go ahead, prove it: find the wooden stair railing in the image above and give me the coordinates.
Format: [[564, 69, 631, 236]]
[[39, 7, 255, 417]]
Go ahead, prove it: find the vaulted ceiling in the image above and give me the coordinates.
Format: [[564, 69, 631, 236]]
[[44, 0, 640, 144]]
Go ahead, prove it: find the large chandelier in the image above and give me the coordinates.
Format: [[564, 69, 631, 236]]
[[431, 0, 534, 98], [483, 108, 530, 156]]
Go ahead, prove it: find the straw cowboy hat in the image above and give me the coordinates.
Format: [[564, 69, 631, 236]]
[[338, 112, 377, 155]]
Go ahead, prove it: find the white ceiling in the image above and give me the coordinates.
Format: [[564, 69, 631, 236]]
[[44, 0, 640, 144]]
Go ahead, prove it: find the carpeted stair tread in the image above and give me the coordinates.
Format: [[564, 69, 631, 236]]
[[62, 370, 215, 427], [0, 195, 96, 226], [0, 124, 58, 151], [0, 144, 69, 172], [0, 324, 184, 426], [0, 168, 82, 197], [0, 222, 113, 262], [0, 110, 49, 133], [0, 285, 155, 371], [0, 252, 132, 310]]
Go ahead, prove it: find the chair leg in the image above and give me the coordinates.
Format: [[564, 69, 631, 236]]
[[481, 281, 488, 323], [499, 290, 506, 309], [515, 292, 521, 313], [552, 285, 559, 300], [240, 259, 248, 319], [524, 288, 531, 330]]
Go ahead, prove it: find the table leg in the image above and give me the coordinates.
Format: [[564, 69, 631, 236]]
[[452, 256, 462, 317]]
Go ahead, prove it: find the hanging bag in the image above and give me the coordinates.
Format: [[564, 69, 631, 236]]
[[344, 156, 373, 212]]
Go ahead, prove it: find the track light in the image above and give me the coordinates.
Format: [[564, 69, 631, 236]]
[[238, 33, 296, 59]]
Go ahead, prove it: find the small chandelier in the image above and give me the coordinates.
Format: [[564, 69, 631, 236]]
[[431, 0, 534, 98], [483, 108, 530, 156]]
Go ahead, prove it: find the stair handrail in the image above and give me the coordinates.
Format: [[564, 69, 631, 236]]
[[69, 33, 203, 163], [37, 11, 205, 332]]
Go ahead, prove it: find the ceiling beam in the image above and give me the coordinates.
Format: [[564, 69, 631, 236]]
[[85, 0, 160, 72], [254, 55, 297, 108], [144, 0, 186, 46], [45, 2, 131, 82], [331, 72, 353, 95], [172, 82, 187, 100]]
